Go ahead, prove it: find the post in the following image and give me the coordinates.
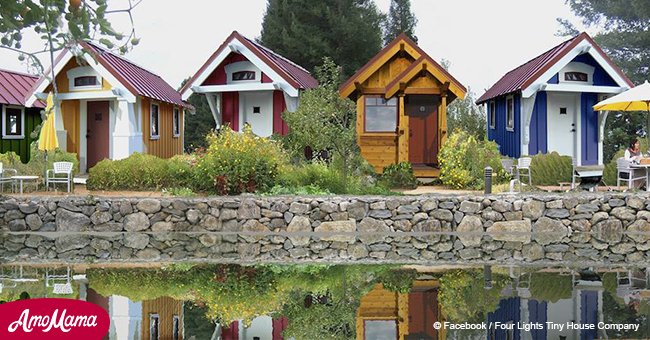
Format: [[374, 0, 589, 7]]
[[484, 166, 493, 194], [397, 94, 408, 163]]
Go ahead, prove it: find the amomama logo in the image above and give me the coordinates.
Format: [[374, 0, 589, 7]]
[[0, 298, 109, 339]]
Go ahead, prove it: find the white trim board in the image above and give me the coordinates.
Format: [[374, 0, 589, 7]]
[[522, 40, 631, 98], [539, 84, 626, 94], [192, 83, 281, 94]]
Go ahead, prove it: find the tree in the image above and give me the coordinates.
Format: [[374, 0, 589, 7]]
[[260, 0, 384, 78], [282, 58, 358, 180], [183, 94, 214, 151], [447, 88, 486, 141], [559, 0, 650, 161], [382, 0, 418, 45]]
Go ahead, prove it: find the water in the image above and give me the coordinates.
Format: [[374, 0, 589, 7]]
[[0, 264, 648, 340]]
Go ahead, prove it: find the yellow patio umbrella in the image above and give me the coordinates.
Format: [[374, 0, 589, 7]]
[[38, 92, 59, 152], [594, 80, 650, 145]]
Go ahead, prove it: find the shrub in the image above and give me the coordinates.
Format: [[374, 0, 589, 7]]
[[0, 145, 79, 176], [193, 126, 289, 194], [379, 162, 418, 189], [87, 153, 172, 190], [528, 152, 573, 185], [378, 269, 418, 293], [278, 161, 347, 194], [439, 129, 506, 189]]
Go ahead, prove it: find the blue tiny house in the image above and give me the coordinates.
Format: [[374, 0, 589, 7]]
[[477, 33, 633, 166]]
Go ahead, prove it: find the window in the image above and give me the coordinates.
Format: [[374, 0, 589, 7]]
[[564, 71, 588, 82], [173, 108, 181, 137], [506, 97, 514, 131], [149, 314, 159, 340], [172, 315, 180, 340], [2, 106, 24, 139], [364, 96, 397, 132], [364, 320, 397, 340], [74, 76, 98, 87], [489, 101, 496, 129], [252, 106, 261, 114], [232, 71, 256, 81], [150, 103, 160, 139]]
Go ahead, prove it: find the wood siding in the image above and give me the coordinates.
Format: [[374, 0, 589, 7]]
[[52, 58, 113, 93], [487, 94, 521, 158], [0, 105, 42, 163], [61, 99, 80, 156], [142, 296, 183, 340], [356, 284, 408, 340], [142, 98, 184, 158]]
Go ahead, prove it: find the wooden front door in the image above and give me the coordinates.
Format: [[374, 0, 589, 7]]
[[86, 101, 110, 169], [407, 289, 439, 340], [406, 95, 438, 165]]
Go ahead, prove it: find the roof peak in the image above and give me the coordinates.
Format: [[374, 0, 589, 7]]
[[232, 31, 313, 75]]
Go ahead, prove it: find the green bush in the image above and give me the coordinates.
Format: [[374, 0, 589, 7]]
[[278, 161, 347, 194], [87, 153, 174, 190], [0, 145, 78, 176], [379, 162, 418, 189], [529, 152, 573, 186], [193, 126, 289, 194], [379, 269, 418, 293], [439, 129, 507, 189]]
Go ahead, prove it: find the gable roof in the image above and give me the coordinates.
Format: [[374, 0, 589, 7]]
[[0, 68, 44, 108], [27, 41, 191, 109], [180, 31, 318, 98], [339, 33, 467, 100], [476, 32, 634, 104]]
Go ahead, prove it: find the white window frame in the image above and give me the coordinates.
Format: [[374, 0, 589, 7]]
[[149, 314, 160, 340], [66, 66, 103, 91], [225, 61, 261, 84], [2, 105, 25, 139], [489, 101, 496, 129], [172, 107, 180, 138], [506, 96, 514, 132], [150, 103, 160, 140], [172, 315, 180, 340]]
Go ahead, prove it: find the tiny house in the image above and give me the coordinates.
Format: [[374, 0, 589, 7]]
[[0, 68, 44, 163], [340, 34, 466, 177], [476, 32, 633, 166], [26, 41, 191, 173], [180, 31, 318, 137]]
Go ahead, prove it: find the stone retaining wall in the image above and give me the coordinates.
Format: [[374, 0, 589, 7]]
[[1, 194, 650, 266]]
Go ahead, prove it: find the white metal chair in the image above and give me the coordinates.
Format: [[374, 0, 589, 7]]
[[616, 157, 645, 189], [46, 267, 73, 295], [46, 161, 74, 193], [517, 157, 532, 186], [0, 162, 17, 193]]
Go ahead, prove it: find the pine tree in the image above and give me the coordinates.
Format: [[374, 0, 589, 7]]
[[260, 0, 384, 78], [383, 0, 418, 45]]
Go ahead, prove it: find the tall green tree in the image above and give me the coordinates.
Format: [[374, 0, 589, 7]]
[[382, 0, 418, 45], [259, 0, 384, 78], [560, 0, 650, 161], [447, 87, 486, 141], [183, 94, 214, 151]]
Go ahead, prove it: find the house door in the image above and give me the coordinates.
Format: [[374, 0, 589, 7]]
[[86, 101, 110, 169], [406, 289, 438, 340], [546, 93, 578, 160], [406, 95, 438, 165]]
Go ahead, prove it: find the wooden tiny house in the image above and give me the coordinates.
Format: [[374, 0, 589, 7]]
[[340, 34, 466, 177]]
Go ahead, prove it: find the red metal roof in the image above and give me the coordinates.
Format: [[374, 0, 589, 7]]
[[83, 41, 191, 109], [180, 31, 318, 96], [476, 32, 634, 104], [0, 68, 44, 108]]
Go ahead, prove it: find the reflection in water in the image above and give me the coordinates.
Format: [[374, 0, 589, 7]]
[[0, 265, 648, 339]]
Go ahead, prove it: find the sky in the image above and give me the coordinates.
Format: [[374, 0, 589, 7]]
[[0, 0, 588, 97]]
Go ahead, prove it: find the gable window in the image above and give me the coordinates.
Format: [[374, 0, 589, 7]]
[[2, 106, 24, 139], [565, 71, 588, 82], [489, 101, 496, 129], [74, 76, 98, 87], [364, 96, 397, 133], [150, 103, 160, 139], [173, 108, 181, 137], [506, 97, 514, 131], [149, 314, 159, 340], [67, 66, 102, 91], [172, 315, 180, 340], [232, 71, 256, 81]]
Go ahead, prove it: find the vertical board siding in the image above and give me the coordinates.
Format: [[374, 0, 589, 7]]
[[580, 291, 598, 340], [528, 300, 548, 340], [0, 105, 42, 163], [141, 297, 183, 340], [142, 99, 184, 159], [221, 92, 239, 131], [529, 91, 548, 155], [581, 92, 599, 165], [487, 297, 521, 340], [61, 99, 80, 156], [547, 73, 559, 84], [489, 95, 521, 158], [272, 90, 288, 135]]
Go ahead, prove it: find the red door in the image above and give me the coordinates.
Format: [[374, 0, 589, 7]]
[[407, 289, 439, 340], [407, 96, 438, 165], [86, 101, 110, 169]]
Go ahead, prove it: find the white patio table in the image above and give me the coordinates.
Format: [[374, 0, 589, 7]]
[[630, 164, 650, 192], [11, 175, 40, 194]]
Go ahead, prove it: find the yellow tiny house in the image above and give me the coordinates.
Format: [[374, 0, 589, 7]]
[[340, 34, 466, 177]]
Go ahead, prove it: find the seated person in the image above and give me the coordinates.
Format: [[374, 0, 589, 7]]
[[625, 138, 643, 163]]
